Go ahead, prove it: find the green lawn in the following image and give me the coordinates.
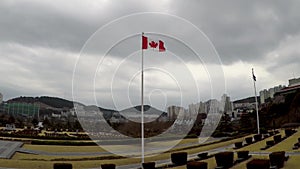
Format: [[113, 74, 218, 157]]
[[268, 129, 300, 152], [5, 134, 253, 169], [238, 130, 285, 152], [4, 131, 300, 169]]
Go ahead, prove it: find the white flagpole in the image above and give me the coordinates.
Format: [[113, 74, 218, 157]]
[[141, 32, 145, 163], [252, 68, 260, 134]]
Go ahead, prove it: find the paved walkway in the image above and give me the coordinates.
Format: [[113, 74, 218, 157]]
[[0, 140, 23, 159]]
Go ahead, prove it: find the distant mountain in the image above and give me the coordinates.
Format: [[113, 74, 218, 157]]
[[8, 96, 74, 108], [120, 105, 165, 115], [7, 96, 166, 120], [117, 105, 167, 123]]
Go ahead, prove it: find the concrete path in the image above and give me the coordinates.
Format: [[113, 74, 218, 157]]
[[0, 140, 23, 159]]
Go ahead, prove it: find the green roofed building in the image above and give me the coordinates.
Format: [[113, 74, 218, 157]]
[[3, 102, 39, 117]]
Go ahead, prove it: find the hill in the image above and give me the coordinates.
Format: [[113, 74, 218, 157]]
[[233, 96, 260, 104], [258, 88, 300, 129], [120, 105, 165, 115], [8, 96, 73, 108]]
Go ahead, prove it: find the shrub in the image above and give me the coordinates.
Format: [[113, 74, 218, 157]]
[[260, 128, 267, 134], [266, 140, 275, 146], [212, 131, 226, 137], [31, 140, 97, 146], [171, 152, 188, 165], [273, 135, 281, 143], [237, 151, 249, 159], [293, 143, 299, 149], [53, 163, 72, 169], [245, 137, 253, 144], [253, 134, 262, 142], [263, 134, 269, 138], [0, 132, 91, 140], [197, 152, 208, 159], [247, 159, 270, 169], [142, 162, 155, 169], [268, 131, 274, 136], [215, 152, 234, 168], [184, 134, 198, 138], [285, 129, 293, 137], [186, 161, 207, 169], [269, 151, 285, 168], [234, 142, 243, 148], [101, 164, 116, 169]]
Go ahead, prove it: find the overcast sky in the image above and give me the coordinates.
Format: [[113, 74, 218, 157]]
[[1, 0, 300, 110]]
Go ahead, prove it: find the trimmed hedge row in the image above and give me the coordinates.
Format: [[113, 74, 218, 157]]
[[197, 152, 208, 159], [234, 142, 243, 148], [247, 151, 287, 169], [187, 161, 207, 169], [31, 140, 97, 146], [285, 129, 296, 137], [253, 134, 262, 142], [171, 152, 188, 165], [0, 132, 91, 140], [273, 135, 282, 143], [53, 163, 72, 169], [215, 152, 234, 168], [142, 162, 156, 169], [269, 151, 285, 168], [245, 137, 253, 144], [247, 159, 270, 169], [237, 151, 249, 159], [266, 140, 275, 146], [101, 164, 116, 169]]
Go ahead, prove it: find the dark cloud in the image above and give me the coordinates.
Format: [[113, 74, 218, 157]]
[[176, 1, 300, 64], [1, 0, 300, 108], [0, 1, 95, 52]]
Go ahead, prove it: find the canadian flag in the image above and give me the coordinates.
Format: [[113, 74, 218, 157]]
[[142, 35, 166, 52]]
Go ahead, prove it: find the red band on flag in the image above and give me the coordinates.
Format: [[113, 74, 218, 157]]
[[142, 36, 148, 49], [159, 40, 166, 52]]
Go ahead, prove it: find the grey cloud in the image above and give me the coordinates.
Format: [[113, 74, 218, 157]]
[[175, 1, 300, 64], [1, 0, 300, 108]]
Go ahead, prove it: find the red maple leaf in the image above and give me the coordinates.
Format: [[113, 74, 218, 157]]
[[149, 41, 158, 48]]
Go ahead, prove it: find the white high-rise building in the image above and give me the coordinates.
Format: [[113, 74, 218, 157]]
[[205, 99, 221, 114], [221, 94, 232, 113], [259, 85, 284, 104], [167, 105, 185, 120], [188, 102, 201, 119], [289, 77, 300, 87]]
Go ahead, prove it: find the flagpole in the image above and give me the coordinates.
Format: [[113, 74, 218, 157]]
[[141, 32, 145, 163], [252, 68, 260, 134]]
